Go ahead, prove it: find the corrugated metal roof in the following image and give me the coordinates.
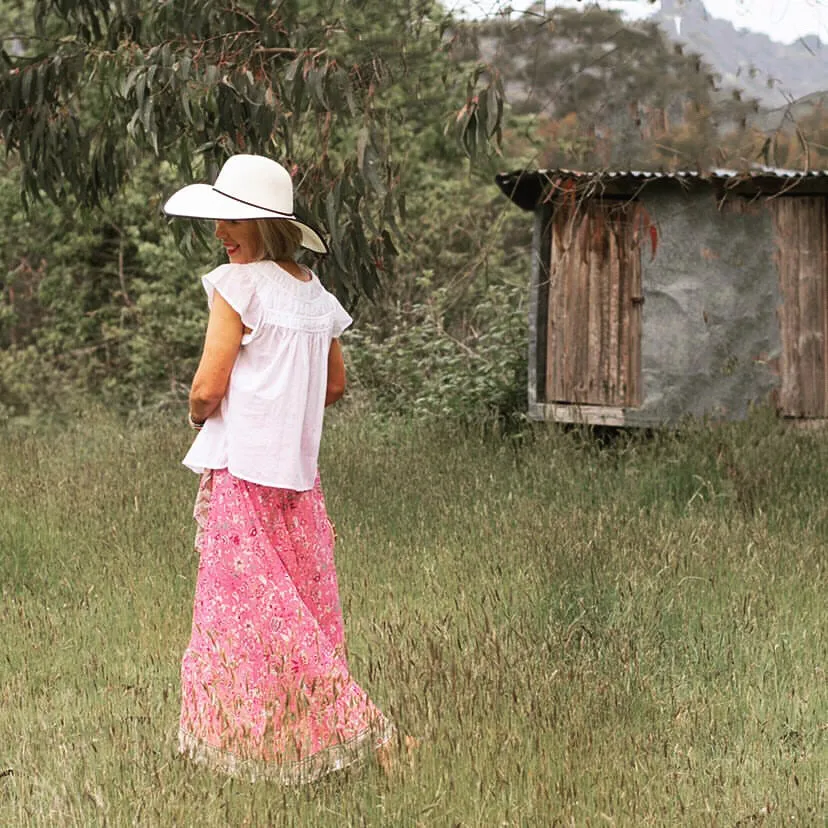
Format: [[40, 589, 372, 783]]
[[496, 166, 828, 210], [534, 166, 828, 181]]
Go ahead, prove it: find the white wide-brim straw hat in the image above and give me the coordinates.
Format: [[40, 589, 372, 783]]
[[163, 154, 328, 254]]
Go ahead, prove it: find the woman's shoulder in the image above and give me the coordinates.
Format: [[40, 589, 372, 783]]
[[202, 263, 274, 298], [203, 262, 261, 281]]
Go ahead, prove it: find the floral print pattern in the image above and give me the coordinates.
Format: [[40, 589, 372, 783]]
[[179, 469, 393, 784]]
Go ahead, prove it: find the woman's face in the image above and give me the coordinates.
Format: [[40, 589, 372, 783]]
[[215, 220, 262, 264]]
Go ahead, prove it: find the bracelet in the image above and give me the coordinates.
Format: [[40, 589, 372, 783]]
[[188, 412, 205, 430]]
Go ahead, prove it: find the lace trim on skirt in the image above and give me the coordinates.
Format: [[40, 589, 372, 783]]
[[178, 719, 395, 785]]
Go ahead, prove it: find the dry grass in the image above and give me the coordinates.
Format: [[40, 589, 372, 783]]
[[0, 407, 825, 826]]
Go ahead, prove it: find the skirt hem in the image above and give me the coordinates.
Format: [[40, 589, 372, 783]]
[[178, 719, 396, 785]]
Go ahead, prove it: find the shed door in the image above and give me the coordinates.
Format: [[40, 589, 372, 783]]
[[546, 199, 643, 407], [773, 197, 828, 417]]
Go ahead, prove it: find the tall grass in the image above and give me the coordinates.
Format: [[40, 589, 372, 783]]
[[0, 407, 825, 826]]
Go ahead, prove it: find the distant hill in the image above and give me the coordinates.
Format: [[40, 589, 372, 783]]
[[749, 89, 828, 134], [653, 0, 828, 107]]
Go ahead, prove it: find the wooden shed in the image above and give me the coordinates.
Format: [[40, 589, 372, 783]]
[[496, 168, 828, 426]]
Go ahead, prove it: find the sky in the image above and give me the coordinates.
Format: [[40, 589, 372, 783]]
[[449, 0, 828, 45]]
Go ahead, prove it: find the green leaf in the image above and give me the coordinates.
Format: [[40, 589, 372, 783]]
[[285, 55, 302, 84], [140, 99, 153, 134], [308, 66, 328, 109], [486, 81, 499, 137], [325, 187, 340, 247], [126, 109, 141, 139], [21, 68, 32, 104], [356, 128, 369, 175], [32, 114, 46, 157], [37, 63, 47, 104], [123, 66, 142, 97]]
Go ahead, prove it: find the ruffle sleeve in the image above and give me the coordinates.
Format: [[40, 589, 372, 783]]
[[330, 294, 353, 338], [201, 264, 262, 340]]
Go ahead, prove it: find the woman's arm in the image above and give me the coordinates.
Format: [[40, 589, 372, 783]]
[[189, 293, 244, 424], [325, 339, 346, 407]]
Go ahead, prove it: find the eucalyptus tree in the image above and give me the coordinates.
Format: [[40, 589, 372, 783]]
[[474, 3, 759, 169], [0, 0, 503, 298]]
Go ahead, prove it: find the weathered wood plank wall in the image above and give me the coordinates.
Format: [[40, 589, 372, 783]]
[[773, 197, 828, 417], [546, 199, 641, 407]]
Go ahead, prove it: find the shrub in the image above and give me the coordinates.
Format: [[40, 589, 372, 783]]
[[346, 279, 528, 426]]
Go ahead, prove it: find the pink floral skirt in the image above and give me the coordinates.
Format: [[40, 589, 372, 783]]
[[179, 469, 393, 784]]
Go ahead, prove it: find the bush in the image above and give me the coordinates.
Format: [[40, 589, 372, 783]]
[[0, 158, 214, 418], [346, 279, 528, 426], [1, 153, 534, 425]]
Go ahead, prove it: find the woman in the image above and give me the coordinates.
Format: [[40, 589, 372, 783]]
[[163, 154, 394, 783]]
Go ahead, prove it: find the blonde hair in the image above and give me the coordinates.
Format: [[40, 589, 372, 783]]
[[254, 219, 303, 262]]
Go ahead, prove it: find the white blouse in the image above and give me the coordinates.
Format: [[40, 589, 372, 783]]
[[182, 261, 352, 491]]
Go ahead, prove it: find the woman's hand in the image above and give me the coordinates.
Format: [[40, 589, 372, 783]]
[[189, 293, 244, 423]]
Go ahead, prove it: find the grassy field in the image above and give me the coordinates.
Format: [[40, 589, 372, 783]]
[[0, 407, 825, 826]]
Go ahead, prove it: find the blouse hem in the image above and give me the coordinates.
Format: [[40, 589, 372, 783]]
[[181, 460, 317, 492]]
